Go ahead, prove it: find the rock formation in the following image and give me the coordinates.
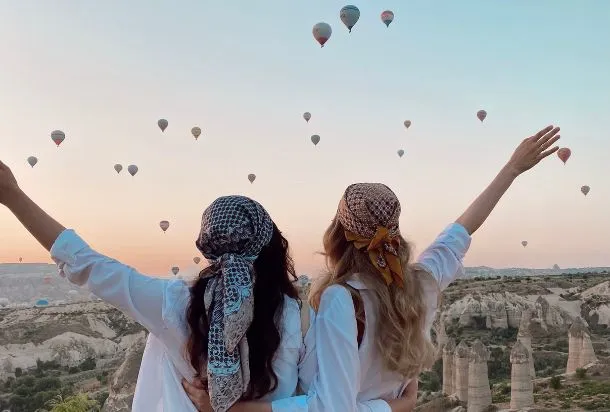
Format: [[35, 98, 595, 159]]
[[467, 340, 492, 412], [443, 292, 572, 332], [566, 317, 597, 373], [442, 338, 456, 395], [517, 308, 536, 378], [435, 313, 448, 358], [102, 333, 147, 412], [510, 340, 534, 410], [453, 340, 469, 402]]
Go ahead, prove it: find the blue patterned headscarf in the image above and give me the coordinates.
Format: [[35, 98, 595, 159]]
[[195, 195, 274, 412]]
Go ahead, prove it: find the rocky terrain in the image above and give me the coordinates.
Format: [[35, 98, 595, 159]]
[[1, 265, 610, 411]]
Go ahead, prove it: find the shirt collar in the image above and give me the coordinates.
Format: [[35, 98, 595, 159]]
[[345, 273, 368, 290]]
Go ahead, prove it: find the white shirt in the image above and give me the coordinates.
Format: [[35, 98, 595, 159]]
[[271, 223, 472, 412], [50, 229, 303, 411]]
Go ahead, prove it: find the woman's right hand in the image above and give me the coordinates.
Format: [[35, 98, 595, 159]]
[[0, 160, 20, 206], [505, 125, 560, 177], [387, 379, 418, 412]]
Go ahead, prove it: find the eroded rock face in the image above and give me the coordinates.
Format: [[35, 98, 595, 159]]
[[443, 292, 572, 334], [102, 333, 147, 412], [510, 340, 534, 410], [566, 317, 597, 374]]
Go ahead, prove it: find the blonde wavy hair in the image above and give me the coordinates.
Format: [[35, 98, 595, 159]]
[[310, 216, 436, 379]]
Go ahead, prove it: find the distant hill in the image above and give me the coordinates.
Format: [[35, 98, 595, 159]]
[[464, 266, 610, 278]]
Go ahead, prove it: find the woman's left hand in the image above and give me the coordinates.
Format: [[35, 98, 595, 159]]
[[182, 378, 212, 412]]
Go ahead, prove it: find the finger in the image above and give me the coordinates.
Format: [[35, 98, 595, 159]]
[[532, 125, 554, 141], [539, 134, 561, 152], [536, 146, 559, 161], [182, 380, 202, 398], [536, 127, 560, 146], [192, 379, 206, 389]]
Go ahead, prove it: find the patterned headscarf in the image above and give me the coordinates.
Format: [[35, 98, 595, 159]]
[[337, 183, 404, 287], [195, 195, 274, 412]]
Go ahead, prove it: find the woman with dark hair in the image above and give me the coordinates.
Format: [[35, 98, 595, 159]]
[[0, 169, 397, 412]]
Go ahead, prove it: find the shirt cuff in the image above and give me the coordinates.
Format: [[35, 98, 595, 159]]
[[50, 229, 89, 284], [443, 223, 472, 253], [364, 399, 392, 412], [271, 395, 308, 412]]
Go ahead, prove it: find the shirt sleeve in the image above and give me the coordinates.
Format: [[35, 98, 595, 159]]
[[271, 285, 391, 412], [50, 229, 170, 337], [415, 222, 472, 291]]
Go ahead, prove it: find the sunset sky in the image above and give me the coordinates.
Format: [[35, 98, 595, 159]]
[[1, 1, 609, 277]]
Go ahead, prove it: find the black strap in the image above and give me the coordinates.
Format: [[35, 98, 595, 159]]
[[344, 284, 365, 347]]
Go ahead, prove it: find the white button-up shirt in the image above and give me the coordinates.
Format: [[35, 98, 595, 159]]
[[271, 223, 472, 412]]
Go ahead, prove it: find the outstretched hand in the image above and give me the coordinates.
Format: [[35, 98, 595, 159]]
[[506, 125, 560, 176], [0, 160, 20, 205]]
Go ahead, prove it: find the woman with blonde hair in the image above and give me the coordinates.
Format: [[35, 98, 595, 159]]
[[185, 124, 560, 412]]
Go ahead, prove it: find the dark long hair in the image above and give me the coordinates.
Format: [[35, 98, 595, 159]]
[[185, 223, 299, 399]]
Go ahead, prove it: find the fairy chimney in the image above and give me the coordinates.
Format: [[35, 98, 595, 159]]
[[510, 340, 534, 410], [442, 338, 456, 395], [453, 340, 470, 402], [517, 308, 536, 378], [467, 340, 492, 412], [567, 317, 597, 373]]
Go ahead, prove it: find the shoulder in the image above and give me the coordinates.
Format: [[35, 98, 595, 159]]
[[318, 284, 355, 316], [161, 278, 192, 328]]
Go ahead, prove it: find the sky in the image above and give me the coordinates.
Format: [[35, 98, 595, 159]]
[[1, 1, 609, 277]]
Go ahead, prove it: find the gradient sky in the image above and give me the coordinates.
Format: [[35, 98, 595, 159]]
[[1, 1, 609, 277]]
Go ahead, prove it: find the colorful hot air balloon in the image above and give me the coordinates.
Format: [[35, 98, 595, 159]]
[[193, 257, 201, 264], [340, 5, 360, 33], [35, 298, 49, 307], [248, 173, 256, 183], [404, 120, 411, 129], [27, 156, 38, 167], [557, 148, 571, 164], [159, 220, 170, 233], [303, 112, 311, 122], [171, 266, 179, 276], [311, 135, 320, 146], [397, 149, 404, 158], [521, 241, 528, 248], [51, 130, 65, 147], [191, 127, 201, 140], [158, 119, 168, 132], [477, 110, 487, 122], [313, 23, 332, 47], [581, 185, 590, 196], [114, 164, 123, 174], [127, 165, 138, 176], [381, 10, 394, 27]]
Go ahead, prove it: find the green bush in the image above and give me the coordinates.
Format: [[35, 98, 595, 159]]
[[550, 375, 562, 390], [14, 367, 22, 377], [575, 368, 587, 379]]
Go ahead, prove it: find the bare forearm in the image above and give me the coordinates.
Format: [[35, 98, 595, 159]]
[[230, 402, 272, 412], [456, 164, 518, 235], [5, 187, 65, 251]]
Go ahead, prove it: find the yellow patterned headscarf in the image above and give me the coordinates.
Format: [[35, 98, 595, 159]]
[[337, 183, 404, 288]]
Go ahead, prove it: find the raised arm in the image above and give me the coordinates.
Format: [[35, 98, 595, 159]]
[[0, 161, 170, 336], [456, 125, 560, 235]]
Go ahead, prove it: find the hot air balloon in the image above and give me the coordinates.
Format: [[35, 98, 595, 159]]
[[193, 257, 201, 264], [18, 257, 22, 263], [27, 156, 38, 168], [581, 185, 590, 196], [248, 173, 256, 183], [521, 241, 528, 248], [397, 149, 404, 158], [51, 130, 65, 147], [191, 127, 201, 140], [311, 135, 320, 146], [477, 110, 487, 122], [171, 266, 179, 276], [381, 10, 394, 27], [340, 5, 360, 33], [114, 164, 123, 174], [303, 112, 311, 122], [0, 298, 9, 307], [160, 220, 170, 233], [404, 120, 411, 129], [127, 165, 138, 176], [313, 23, 332, 47], [158, 119, 168, 132], [557, 148, 571, 164]]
